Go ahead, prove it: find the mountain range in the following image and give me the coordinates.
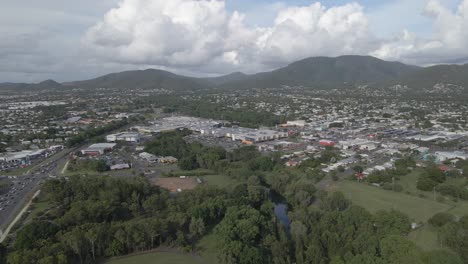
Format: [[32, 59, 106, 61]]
[[2, 55, 468, 94]]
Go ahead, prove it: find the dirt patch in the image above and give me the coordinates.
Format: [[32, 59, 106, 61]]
[[153, 177, 198, 192]]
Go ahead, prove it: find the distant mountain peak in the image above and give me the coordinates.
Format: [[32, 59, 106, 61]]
[[38, 79, 60, 85]]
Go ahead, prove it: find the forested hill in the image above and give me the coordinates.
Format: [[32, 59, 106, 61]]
[[2, 55, 468, 93], [218, 55, 420, 89], [64, 69, 207, 91]]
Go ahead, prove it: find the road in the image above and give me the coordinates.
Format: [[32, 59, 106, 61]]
[[0, 147, 75, 233], [0, 190, 40, 243]]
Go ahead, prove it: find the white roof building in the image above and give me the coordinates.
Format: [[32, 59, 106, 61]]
[[81, 143, 116, 155], [106, 132, 141, 143]]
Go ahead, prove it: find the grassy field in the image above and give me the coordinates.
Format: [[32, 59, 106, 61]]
[[408, 225, 442, 251], [106, 252, 206, 264], [335, 180, 451, 222], [197, 233, 218, 264], [163, 169, 215, 177], [202, 175, 236, 188], [106, 230, 218, 264], [335, 178, 468, 251]]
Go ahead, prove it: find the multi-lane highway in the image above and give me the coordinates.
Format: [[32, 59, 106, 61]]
[[0, 148, 74, 236]]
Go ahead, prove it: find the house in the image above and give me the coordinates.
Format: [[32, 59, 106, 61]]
[[139, 152, 158, 163], [158, 156, 178, 164], [319, 140, 335, 147], [285, 160, 299, 167]]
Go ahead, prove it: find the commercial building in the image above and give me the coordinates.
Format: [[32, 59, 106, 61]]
[[106, 132, 141, 143], [0, 149, 47, 163], [81, 143, 116, 156], [434, 151, 468, 162], [230, 129, 288, 143]]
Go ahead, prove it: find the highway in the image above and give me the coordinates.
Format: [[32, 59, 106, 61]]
[[0, 148, 75, 234]]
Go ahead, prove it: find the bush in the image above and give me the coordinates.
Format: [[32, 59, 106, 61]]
[[417, 176, 438, 191], [436, 184, 460, 197], [428, 212, 455, 227]]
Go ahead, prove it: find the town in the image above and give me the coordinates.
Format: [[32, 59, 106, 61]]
[[0, 83, 467, 263], [2, 0, 468, 262]]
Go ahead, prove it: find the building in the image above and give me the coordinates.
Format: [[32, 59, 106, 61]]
[[319, 140, 335, 147], [230, 129, 288, 143], [285, 120, 306, 127], [434, 151, 468, 162], [0, 149, 47, 163], [111, 163, 131, 170], [158, 156, 178, 164], [81, 143, 116, 156], [139, 152, 158, 163], [106, 132, 141, 143]]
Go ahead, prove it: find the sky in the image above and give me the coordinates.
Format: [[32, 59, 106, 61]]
[[1, 0, 468, 82]]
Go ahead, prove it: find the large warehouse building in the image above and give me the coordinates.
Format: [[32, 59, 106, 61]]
[[106, 132, 141, 143], [81, 143, 116, 156]]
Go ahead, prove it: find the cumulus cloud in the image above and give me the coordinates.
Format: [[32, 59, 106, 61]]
[[372, 0, 468, 65], [255, 2, 376, 66], [83, 0, 377, 73], [3, 0, 468, 82]]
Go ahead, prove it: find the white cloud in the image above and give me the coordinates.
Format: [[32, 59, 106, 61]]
[[255, 2, 375, 66], [84, 0, 377, 74], [84, 0, 232, 67], [372, 0, 468, 65], [3, 0, 468, 82]]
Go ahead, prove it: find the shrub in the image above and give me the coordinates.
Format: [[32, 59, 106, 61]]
[[428, 212, 455, 227]]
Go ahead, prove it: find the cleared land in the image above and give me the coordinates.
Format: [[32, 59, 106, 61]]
[[153, 177, 199, 192], [106, 252, 206, 264]]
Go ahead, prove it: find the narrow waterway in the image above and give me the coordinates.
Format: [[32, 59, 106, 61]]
[[273, 202, 290, 233], [271, 189, 291, 234]]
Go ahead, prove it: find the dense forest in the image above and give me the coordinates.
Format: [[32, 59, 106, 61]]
[[2, 135, 466, 264]]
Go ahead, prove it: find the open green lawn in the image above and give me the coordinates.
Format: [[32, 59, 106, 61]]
[[197, 233, 218, 264], [336, 179, 468, 251], [106, 231, 218, 264], [105, 252, 206, 264], [164, 169, 215, 177], [408, 225, 443, 251], [335, 180, 451, 222], [202, 175, 236, 188]]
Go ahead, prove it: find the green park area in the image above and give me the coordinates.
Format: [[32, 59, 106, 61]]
[[335, 180, 451, 222], [335, 174, 468, 252], [202, 174, 236, 188], [105, 251, 206, 264], [106, 233, 219, 264]]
